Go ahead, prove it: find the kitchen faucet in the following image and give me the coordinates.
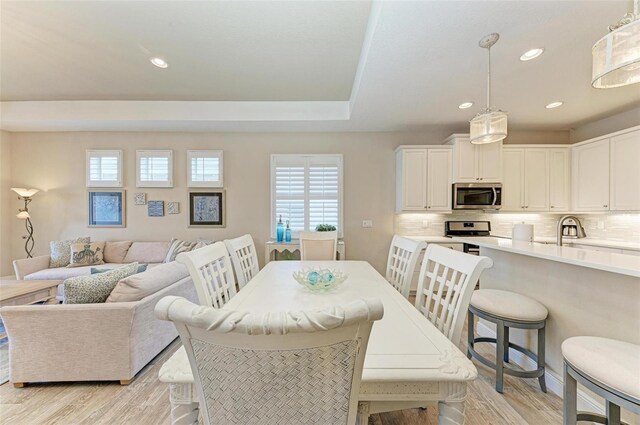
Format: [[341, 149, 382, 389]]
[[557, 215, 586, 246]]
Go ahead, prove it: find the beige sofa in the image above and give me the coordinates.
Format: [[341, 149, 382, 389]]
[[13, 241, 171, 301], [0, 264, 198, 386]]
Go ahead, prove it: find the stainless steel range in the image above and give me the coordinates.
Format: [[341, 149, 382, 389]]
[[444, 220, 492, 255]]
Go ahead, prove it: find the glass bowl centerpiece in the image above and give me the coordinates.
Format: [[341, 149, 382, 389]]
[[292, 267, 348, 291]]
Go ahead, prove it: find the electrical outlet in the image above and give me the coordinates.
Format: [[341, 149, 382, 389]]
[[421, 220, 429, 228], [362, 220, 373, 228]]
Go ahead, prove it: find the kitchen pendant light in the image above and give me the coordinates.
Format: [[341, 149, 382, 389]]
[[470, 33, 507, 144], [592, 0, 640, 88]]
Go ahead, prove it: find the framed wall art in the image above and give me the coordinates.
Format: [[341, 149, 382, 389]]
[[189, 191, 225, 227], [167, 201, 180, 214], [148, 200, 165, 217], [88, 190, 125, 227]]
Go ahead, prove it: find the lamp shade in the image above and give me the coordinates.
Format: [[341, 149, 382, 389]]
[[16, 211, 31, 220], [592, 18, 640, 88], [470, 110, 508, 144], [11, 188, 39, 198]]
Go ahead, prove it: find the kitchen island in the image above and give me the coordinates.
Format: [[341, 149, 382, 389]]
[[452, 236, 640, 412]]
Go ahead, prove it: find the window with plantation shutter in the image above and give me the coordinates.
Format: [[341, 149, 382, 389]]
[[86, 150, 123, 187], [271, 154, 343, 237], [188, 150, 223, 187], [136, 150, 173, 187]]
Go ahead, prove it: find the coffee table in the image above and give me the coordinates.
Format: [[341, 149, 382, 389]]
[[0, 280, 62, 309]]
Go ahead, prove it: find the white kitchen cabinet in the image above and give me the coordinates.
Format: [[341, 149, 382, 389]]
[[548, 149, 570, 212], [609, 129, 640, 211], [502, 146, 568, 212], [502, 148, 525, 211], [396, 149, 427, 211], [426, 149, 452, 211], [572, 139, 610, 211], [446, 135, 502, 183], [524, 149, 549, 211], [395, 147, 453, 212]]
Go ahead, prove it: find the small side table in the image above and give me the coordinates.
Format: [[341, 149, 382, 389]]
[[264, 239, 346, 264]]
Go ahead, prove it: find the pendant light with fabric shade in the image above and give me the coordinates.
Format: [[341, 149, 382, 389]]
[[470, 33, 508, 145]]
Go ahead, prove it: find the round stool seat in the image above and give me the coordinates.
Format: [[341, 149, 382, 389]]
[[470, 289, 548, 322], [562, 336, 640, 402]]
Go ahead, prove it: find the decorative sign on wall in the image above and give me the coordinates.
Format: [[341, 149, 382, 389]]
[[88, 190, 126, 227], [167, 201, 180, 214], [189, 191, 225, 227], [134, 193, 147, 205], [148, 200, 165, 217]]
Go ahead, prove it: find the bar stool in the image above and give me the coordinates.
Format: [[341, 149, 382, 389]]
[[562, 336, 640, 425], [467, 289, 548, 393]]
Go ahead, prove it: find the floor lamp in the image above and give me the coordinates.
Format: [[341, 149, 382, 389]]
[[11, 188, 39, 258]]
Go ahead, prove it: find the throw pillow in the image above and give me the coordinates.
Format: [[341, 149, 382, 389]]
[[67, 242, 105, 268], [164, 238, 199, 263], [91, 264, 148, 274], [103, 241, 133, 263], [193, 239, 215, 250], [50, 237, 90, 268], [107, 262, 189, 303], [64, 262, 139, 304]]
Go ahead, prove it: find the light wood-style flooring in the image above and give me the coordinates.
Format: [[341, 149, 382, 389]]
[[0, 319, 563, 425]]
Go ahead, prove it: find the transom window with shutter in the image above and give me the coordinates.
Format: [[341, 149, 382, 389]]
[[188, 150, 223, 187], [271, 154, 343, 237], [86, 150, 123, 187], [136, 150, 173, 188]]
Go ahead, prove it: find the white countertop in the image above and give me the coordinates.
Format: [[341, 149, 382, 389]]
[[404, 236, 457, 244], [451, 236, 640, 278]]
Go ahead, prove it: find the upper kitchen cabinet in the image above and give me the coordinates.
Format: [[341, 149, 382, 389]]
[[610, 129, 640, 211], [395, 147, 452, 212], [572, 139, 610, 211], [502, 146, 569, 212], [445, 135, 502, 183]]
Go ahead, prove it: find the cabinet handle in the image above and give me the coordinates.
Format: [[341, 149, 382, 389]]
[[427, 206, 431, 209], [550, 206, 554, 208], [424, 206, 428, 209], [603, 205, 608, 208]]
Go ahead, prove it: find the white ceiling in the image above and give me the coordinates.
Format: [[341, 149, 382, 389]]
[[1, 0, 639, 132]]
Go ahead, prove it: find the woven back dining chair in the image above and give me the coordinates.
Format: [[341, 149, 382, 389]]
[[224, 234, 260, 289], [176, 241, 237, 308], [155, 296, 384, 425], [385, 235, 427, 299], [415, 244, 493, 345], [299, 230, 338, 261]]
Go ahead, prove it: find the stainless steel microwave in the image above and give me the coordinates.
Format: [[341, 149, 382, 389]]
[[453, 183, 502, 210]]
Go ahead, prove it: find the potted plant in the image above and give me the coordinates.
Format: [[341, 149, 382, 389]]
[[315, 224, 337, 232]]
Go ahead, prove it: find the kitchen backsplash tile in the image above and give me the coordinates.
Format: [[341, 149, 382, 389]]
[[395, 212, 640, 243]]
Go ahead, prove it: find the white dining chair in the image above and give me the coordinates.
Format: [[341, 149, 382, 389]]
[[224, 234, 260, 289], [155, 295, 384, 425], [385, 235, 426, 299], [415, 244, 493, 345], [176, 241, 237, 308], [299, 230, 338, 261]]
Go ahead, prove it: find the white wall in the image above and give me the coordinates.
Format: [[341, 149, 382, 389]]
[[0, 131, 12, 276], [570, 105, 640, 143], [6, 131, 451, 273]]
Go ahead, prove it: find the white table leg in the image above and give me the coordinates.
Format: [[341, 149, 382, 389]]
[[438, 382, 467, 425], [357, 401, 370, 425], [169, 383, 199, 425]]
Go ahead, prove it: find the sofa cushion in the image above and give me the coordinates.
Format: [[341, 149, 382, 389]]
[[64, 263, 139, 304], [91, 264, 148, 274], [164, 238, 199, 263], [50, 237, 90, 268], [68, 241, 105, 268], [123, 242, 170, 264], [25, 263, 127, 281], [103, 241, 133, 263], [106, 262, 189, 303]]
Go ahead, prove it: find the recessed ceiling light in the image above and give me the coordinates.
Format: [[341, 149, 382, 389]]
[[520, 48, 544, 61], [458, 102, 474, 109], [150, 57, 168, 68], [545, 101, 564, 109]]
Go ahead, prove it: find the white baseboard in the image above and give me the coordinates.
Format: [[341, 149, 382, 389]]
[[476, 322, 604, 415]]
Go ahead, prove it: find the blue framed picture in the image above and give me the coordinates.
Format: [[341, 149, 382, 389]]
[[189, 191, 225, 227], [88, 190, 125, 227], [148, 200, 164, 217]]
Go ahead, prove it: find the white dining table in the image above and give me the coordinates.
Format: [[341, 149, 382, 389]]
[[158, 260, 477, 425]]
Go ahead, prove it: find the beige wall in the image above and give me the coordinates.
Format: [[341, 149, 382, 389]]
[[570, 105, 640, 143], [6, 131, 453, 273], [0, 131, 12, 276]]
